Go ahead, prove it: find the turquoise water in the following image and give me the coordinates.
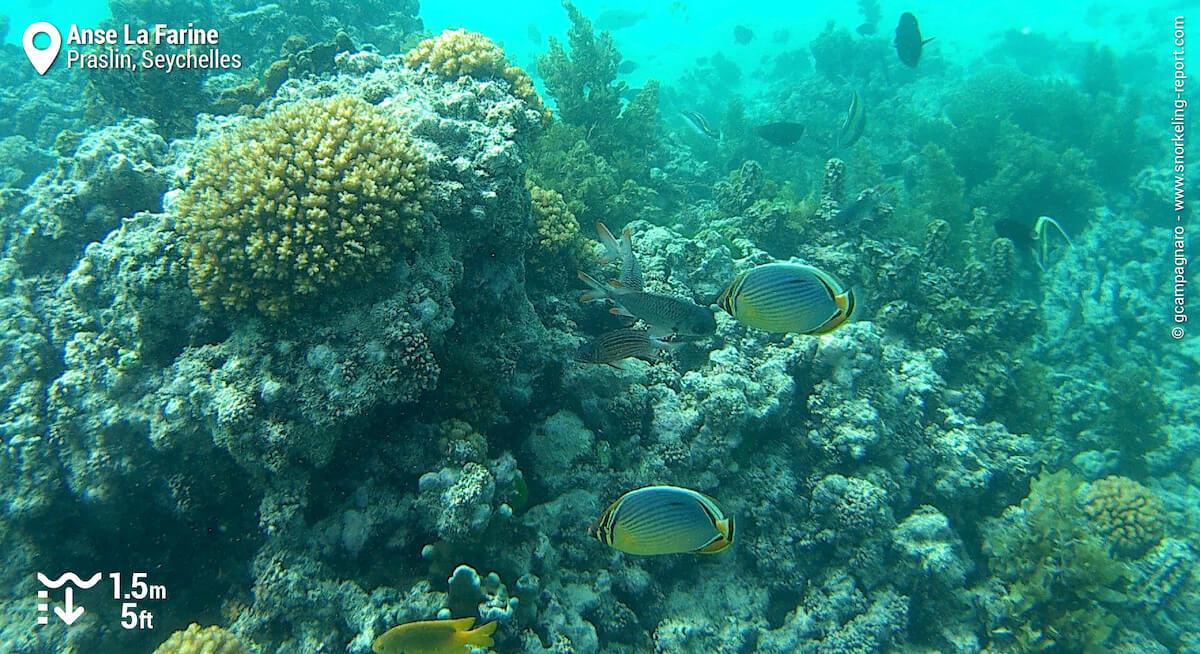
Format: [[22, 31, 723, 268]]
[[0, 1, 1195, 653]]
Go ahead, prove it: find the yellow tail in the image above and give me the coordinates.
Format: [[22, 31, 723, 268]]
[[464, 620, 497, 647]]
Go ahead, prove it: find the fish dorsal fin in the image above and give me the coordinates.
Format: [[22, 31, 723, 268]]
[[448, 617, 476, 631]]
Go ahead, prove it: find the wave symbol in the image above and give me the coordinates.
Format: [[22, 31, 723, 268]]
[[37, 572, 103, 588]]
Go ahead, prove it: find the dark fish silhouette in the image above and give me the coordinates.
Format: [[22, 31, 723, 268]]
[[596, 8, 648, 31], [526, 22, 542, 45], [753, 122, 805, 147], [618, 59, 639, 74], [894, 12, 934, 67], [734, 25, 754, 44]]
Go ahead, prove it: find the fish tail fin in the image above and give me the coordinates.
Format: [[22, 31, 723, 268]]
[[578, 271, 612, 300], [596, 222, 621, 264], [465, 620, 497, 647]]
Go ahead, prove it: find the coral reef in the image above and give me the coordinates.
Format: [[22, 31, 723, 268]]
[[152, 624, 252, 654], [0, 6, 1193, 654], [406, 28, 550, 122], [176, 94, 430, 316]]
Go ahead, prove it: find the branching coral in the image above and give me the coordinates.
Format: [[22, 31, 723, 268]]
[[536, 1, 661, 170], [177, 95, 430, 317], [405, 28, 550, 122], [981, 470, 1134, 653], [1081, 475, 1166, 558], [529, 184, 581, 253], [152, 623, 251, 654]]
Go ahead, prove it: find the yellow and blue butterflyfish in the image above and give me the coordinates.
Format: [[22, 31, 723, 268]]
[[590, 485, 735, 555], [716, 262, 855, 335]]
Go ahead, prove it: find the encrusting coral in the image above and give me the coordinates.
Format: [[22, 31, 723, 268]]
[[405, 28, 550, 123], [151, 623, 251, 654], [1081, 475, 1167, 558], [176, 94, 430, 317]]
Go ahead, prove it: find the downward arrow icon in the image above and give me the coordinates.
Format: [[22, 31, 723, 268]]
[[54, 587, 85, 625]]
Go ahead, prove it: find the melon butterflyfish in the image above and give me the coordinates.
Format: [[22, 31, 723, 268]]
[[371, 617, 496, 654], [716, 262, 855, 335], [591, 485, 735, 555]]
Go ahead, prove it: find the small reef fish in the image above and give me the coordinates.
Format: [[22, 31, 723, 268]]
[[894, 12, 934, 67], [835, 185, 891, 224], [680, 110, 719, 140], [372, 617, 496, 654], [574, 328, 673, 367], [578, 271, 717, 339], [591, 485, 735, 555], [525, 22, 542, 45], [617, 59, 639, 74], [734, 25, 755, 44], [595, 8, 648, 31], [838, 90, 866, 149], [716, 262, 856, 335], [753, 121, 806, 147], [596, 222, 643, 291]]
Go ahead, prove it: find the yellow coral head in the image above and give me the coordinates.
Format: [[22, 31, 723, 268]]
[[176, 95, 429, 317]]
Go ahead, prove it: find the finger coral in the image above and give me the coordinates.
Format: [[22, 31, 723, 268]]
[[176, 95, 430, 317], [529, 184, 580, 252], [152, 623, 251, 654], [405, 28, 550, 122], [1081, 475, 1166, 558]]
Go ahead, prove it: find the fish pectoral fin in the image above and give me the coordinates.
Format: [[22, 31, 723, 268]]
[[609, 306, 635, 318]]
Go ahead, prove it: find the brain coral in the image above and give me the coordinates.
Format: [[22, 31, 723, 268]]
[[177, 95, 430, 317], [1080, 475, 1166, 557], [152, 623, 251, 654], [405, 28, 550, 122]]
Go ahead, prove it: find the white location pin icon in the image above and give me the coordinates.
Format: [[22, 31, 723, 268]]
[[23, 22, 62, 76]]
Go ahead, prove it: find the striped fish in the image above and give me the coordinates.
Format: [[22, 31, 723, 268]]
[[591, 486, 735, 555], [596, 222, 643, 292], [578, 271, 716, 338], [838, 90, 866, 150], [680, 110, 719, 140], [716, 262, 855, 334], [574, 328, 670, 367]]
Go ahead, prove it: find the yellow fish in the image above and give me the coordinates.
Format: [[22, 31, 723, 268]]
[[591, 485, 735, 555], [371, 617, 496, 654], [716, 262, 855, 335]]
